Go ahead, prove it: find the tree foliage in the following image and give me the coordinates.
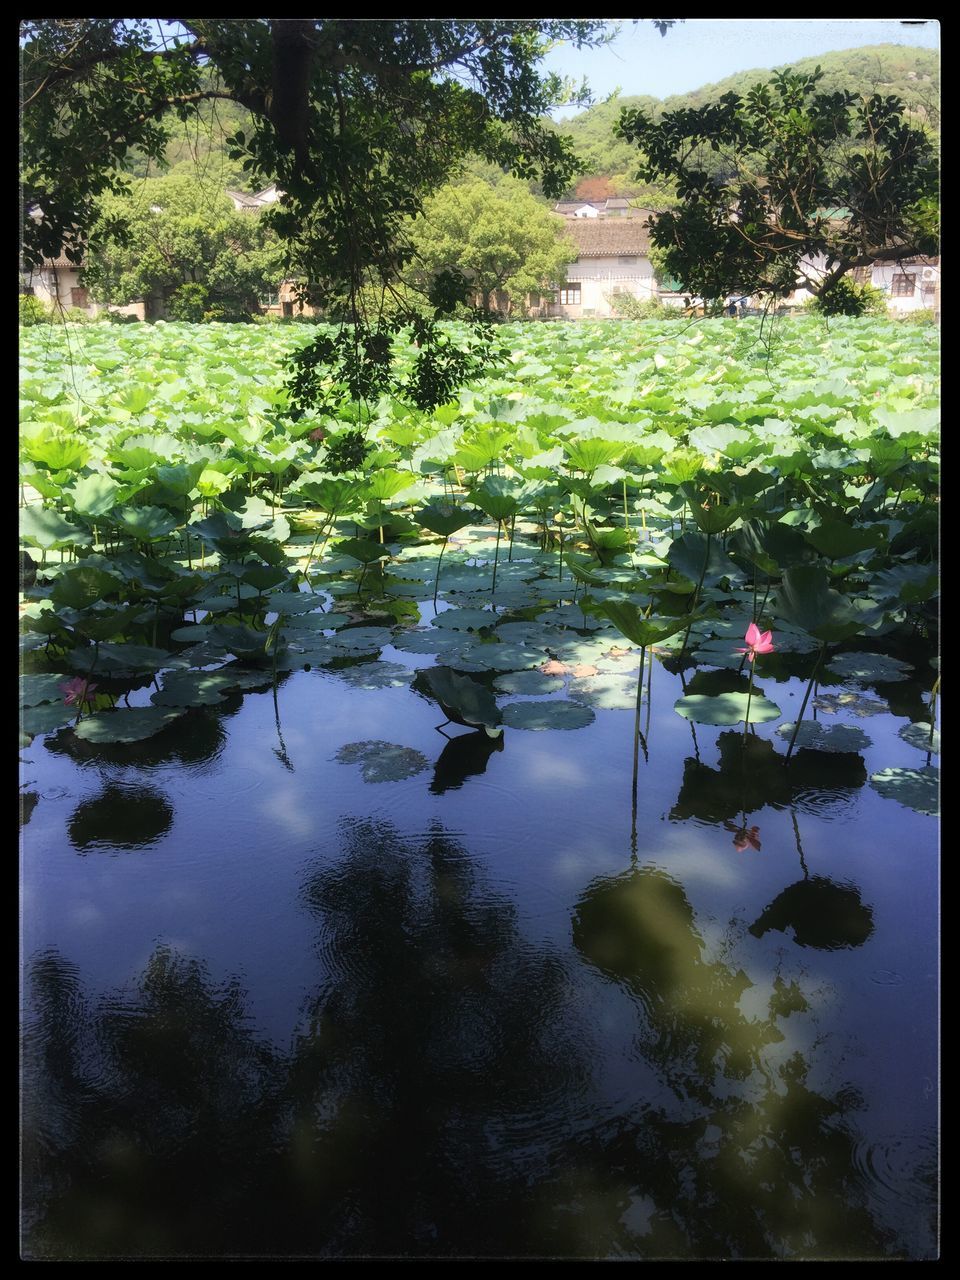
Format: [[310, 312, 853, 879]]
[[616, 66, 939, 302], [81, 175, 284, 318], [409, 178, 577, 315], [22, 18, 631, 412]]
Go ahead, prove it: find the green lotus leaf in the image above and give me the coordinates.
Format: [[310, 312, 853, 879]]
[[869, 766, 939, 816], [20, 506, 92, 551], [21, 702, 77, 740], [580, 598, 689, 650], [673, 692, 782, 726], [334, 537, 392, 565], [827, 652, 913, 683], [774, 722, 871, 753], [431, 608, 497, 631], [327, 626, 392, 653], [568, 673, 640, 710], [667, 532, 742, 586], [20, 673, 72, 707], [417, 502, 477, 538], [84, 643, 186, 673], [113, 506, 180, 542], [773, 564, 880, 643], [898, 722, 940, 755], [51, 565, 123, 610], [471, 474, 524, 521], [501, 700, 595, 731], [803, 519, 886, 561], [151, 671, 234, 706], [65, 474, 121, 518], [423, 667, 502, 733], [334, 661, 413, 690], [74, 706, 187, 743], [493, 670, 564, 695], [812, 692, 889, 718]]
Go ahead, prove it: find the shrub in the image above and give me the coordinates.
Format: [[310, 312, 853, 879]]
[[168, 283, 209, 322], [813, 277, 887, 317], [19, 294, 49, 325], [607, 292, 667, 320]]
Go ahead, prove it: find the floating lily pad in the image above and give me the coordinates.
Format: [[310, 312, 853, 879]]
[[21, 701, 76, 741], [431, 608, 497, 631], [493, 669, 564, 695], [827, 652, 914, 683], [775, 722, 871, 753], [502, 700, 595, 731], [327, 626, 393, 654], [74, 706, 187, 743], [335, 740, 429, 782], [464, 642, 546, 672], [391, 629, 475, 657], [869, 766, 939, 816], [568, 673, 641, 711], [813, 692, 889, 718], [899, 722, 940, 755], [674, 692, 782, 726], [151, 671, 234, 706], [335, 661, 412, 690], [20, 673, 71, 707]]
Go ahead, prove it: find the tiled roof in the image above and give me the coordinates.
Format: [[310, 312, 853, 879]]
[[558, 214, 653, 257]]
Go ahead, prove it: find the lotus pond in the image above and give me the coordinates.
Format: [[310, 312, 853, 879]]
[[20, 317, 939, 1259]]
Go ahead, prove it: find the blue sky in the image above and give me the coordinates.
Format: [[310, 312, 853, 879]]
[[541, 18, 940, 116]]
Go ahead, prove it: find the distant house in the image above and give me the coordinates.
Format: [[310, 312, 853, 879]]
[[548, 214, 661, 319], [787, 253, 941, 316], [226, 183, 281, 212]]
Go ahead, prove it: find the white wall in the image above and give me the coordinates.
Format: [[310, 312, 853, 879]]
[[551, 255, 657, 318]]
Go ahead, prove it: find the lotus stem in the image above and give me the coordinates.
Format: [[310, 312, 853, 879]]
[[785, 643, 827, 761], [491, 520, 501, 596], [742, 660, 755, 738], [631, 644, 647, 823], [508, 512, 516, 561], [433, 536, 448, 608]]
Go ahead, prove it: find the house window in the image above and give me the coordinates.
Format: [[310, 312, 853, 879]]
[[557, 285, 581, 305], [892, 273, 916, 297]]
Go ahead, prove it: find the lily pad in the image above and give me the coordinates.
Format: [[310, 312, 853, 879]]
[[899, 722, 940, 755], [73, 706, 187, 743], [813, 692, 889, 718], [335, 740, 429, 782], [327, 626, 393, 654], [431, 607, 498, 631], [568, 673, 641, 711], [869, 766, 939, 816], [502, 700, 595, 731], [151, 671, 234, 706], [493, 669, 564, 695], [21, 701, 76, 741], [827, 652, 914, 683], [775, 722, 872, 753], [20, 673, 71, 707], [335, 661, 413, 691], [673, 692, 782, 726]]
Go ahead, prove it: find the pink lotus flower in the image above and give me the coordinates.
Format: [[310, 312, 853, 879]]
[[724, 820, 762, 852], [60, 677, 98, 707], [736, 621, 775, 663]]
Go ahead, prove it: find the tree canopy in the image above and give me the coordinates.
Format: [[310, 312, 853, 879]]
[[616, 65, 939, 304], [81, 175, 284, 319], [409, 178, 576, 315]]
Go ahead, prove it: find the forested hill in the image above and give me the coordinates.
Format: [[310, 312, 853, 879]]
[[558, 45, 939, 191]]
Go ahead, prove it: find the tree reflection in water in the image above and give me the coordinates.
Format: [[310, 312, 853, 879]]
[[21, 819, 925, 1259]]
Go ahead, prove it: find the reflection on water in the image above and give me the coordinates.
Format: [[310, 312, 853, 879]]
[[750, 877, 874, 951], [670, 732, 867, 824], [67, 784, 174, 852], [21, 819, 934, 1260]]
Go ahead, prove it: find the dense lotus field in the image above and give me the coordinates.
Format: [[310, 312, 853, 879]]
[[20, 316, 939, 813]]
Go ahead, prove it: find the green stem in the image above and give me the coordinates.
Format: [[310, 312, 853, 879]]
[[631, 645, 647, 833], [491, 520, 501, 597], [742, 660, 755, 738], [785, 643, 827, 760], [433, 536, 448, 608], [679, 530, 711, 657], [508, 512, 516, 561]]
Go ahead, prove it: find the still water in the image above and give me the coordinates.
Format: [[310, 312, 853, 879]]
[[20, 634, 938, 1258]]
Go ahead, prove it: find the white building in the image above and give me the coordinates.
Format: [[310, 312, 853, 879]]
[[549, 216, 660, 319]]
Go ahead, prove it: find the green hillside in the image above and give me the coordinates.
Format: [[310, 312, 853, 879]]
[[557, 45, 939, 195]]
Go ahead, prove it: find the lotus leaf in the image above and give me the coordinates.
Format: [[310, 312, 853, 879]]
[[501, 700, 595, 731], [869, 766, 939, 816]]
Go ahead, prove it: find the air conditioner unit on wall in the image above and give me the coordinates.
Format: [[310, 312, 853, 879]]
[[922, 267, 937, 281]]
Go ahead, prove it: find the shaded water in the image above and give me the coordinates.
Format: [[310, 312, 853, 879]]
[[20, 649, 938, 1259]]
